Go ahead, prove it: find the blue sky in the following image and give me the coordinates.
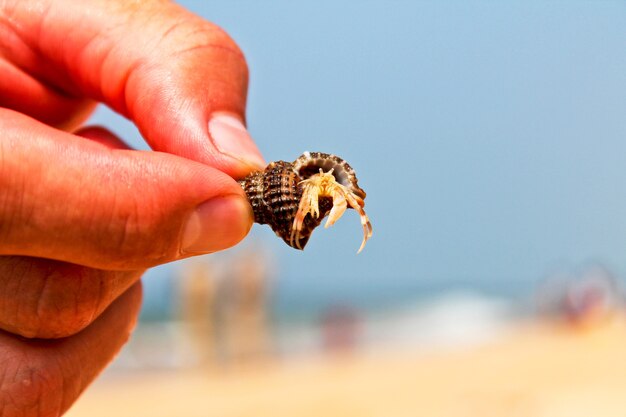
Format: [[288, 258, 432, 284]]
[[91, 1, 626, 309]]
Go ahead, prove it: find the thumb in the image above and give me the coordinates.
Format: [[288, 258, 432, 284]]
[[1, 0, 265, 178], [0, 109, 253, 270]]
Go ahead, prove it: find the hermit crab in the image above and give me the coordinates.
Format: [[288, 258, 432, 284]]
[[239, 152, 372, 253]]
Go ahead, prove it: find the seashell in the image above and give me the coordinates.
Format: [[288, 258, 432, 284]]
[[239, 151, 372, 253]]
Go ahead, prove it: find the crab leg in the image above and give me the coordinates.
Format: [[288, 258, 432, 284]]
[[290, 180, 320, 249], [344, 192, 373, 254], [289, 201, 307, 249]]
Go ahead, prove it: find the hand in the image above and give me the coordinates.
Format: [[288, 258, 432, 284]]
[[0, 0, 265, 414]]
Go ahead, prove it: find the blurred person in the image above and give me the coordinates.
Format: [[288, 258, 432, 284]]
[[563, 265, 622, 328], [221, 247, 273, 365], [536, 265, 623, 329], [0, 0, 264, 415], [178, 260, 219, 367], [320, 305, 362, 354]]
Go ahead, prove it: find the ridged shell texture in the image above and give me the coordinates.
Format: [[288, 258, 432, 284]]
[[239, 152, 370, 251]]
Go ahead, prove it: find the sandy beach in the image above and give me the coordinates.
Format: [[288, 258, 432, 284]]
[[66, 316, 626, 417]]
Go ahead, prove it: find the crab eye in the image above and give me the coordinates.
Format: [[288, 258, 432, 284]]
[[331, 168, 350, 187]]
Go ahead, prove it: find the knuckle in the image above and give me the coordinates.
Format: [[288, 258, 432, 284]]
[[31, 269, 118, 339], [100, 198, 176, 268], [0, 258, 140, 339], [0, 134, 33, 245]]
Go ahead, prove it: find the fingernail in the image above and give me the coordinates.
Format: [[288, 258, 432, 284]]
[[209, 112, 266, 171], [182, 195, 253, 254]]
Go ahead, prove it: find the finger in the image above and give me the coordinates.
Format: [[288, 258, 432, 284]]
[[0, 255, 143, 338], [0, 51, 96, 131], [1, 0, 265, 178], [0, 109, 253, 269], [75, 125, 133, 150], [0, 281, 142, 417]]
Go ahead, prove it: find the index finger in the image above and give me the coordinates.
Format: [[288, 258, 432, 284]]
[[1, 0, 265, 178]]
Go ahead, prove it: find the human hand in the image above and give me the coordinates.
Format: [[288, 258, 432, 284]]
[[0, 0, 264, 414]]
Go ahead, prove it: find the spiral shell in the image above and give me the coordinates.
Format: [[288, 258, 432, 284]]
[[239, 152, 372, 252]]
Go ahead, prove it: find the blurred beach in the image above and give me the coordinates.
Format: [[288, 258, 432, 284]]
[[66, 257, 626, 417], [67, 314, 626, 417]]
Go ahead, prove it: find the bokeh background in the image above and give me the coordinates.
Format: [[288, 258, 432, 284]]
[[68, 2, 626, 416]]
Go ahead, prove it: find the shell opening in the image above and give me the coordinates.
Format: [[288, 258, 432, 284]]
[[296, 159, 351, 188]]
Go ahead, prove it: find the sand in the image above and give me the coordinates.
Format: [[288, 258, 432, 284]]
[[66, 317, 626, 417]]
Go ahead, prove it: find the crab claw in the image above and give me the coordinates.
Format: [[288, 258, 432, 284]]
[[324, 192, 347, 229]]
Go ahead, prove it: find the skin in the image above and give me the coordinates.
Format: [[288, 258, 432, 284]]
[[0, 0, 265, 415]]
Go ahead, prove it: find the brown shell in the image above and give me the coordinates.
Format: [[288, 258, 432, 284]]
[[239, 152, 366, 250]]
